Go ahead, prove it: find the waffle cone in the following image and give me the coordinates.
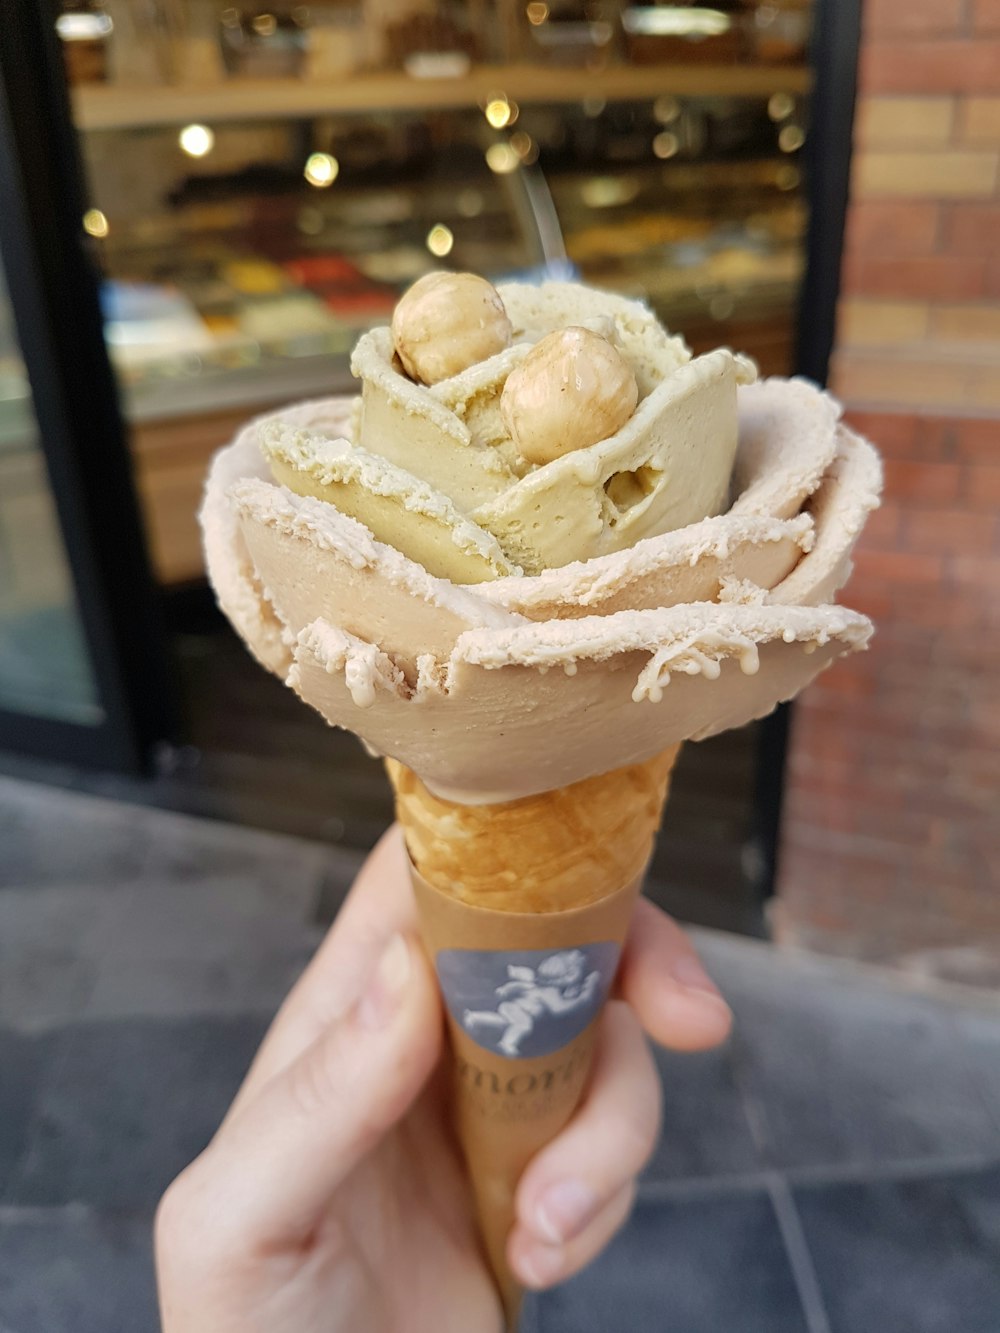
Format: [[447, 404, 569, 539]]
[[387, 747, 680, 1328]]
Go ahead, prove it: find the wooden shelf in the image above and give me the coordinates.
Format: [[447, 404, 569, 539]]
[[74, 64, 811, 131]]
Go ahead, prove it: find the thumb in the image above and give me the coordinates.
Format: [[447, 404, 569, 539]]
[[201, 932, 441, 1250]]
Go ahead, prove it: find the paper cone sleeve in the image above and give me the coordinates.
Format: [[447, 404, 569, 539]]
[[387, 746, 681, 1329]]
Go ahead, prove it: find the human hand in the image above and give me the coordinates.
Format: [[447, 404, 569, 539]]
[[155, 826, 732, 1333]]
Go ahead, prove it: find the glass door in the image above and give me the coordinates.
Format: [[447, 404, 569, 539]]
[[0, 258, 102, 727], [0, 0, 173, 770]]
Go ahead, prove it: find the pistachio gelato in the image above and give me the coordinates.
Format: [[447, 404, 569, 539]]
[[269, 277, 755, 576]]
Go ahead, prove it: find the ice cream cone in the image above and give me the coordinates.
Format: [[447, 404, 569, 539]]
[[387, 747, 680, 1329]]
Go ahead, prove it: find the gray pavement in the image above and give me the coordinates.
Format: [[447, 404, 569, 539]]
[[2, 774, 999, 1332]]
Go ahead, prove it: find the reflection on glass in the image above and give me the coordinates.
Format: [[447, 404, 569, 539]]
[[0, 252, 103, 726], [79, 90, 810, 436], [72, 5, 813, 586]]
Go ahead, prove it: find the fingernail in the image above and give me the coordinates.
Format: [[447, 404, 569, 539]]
[[534, 1179, 599, 1243], [357, 933, 411, 1030], [671, 954, 725, 1000], [517, 1240, 564, 1290]]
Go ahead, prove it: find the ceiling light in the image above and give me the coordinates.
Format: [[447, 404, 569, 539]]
[[623, 7, 729, 37], [304, 152, 339, 187], [179, 124, 215, 158], [485, 98, 515, 129], [83, 208, 109, 238], [485, 143, 520, 174], [426, 224, 454, 257], [652, 131, 679, 160], [56, 12, 113, 39]]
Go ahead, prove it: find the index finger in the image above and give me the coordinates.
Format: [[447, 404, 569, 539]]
[[226, 824, 419, 1117]]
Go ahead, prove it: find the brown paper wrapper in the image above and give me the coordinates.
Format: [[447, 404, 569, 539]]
[[390, 748, 679, 1327], [409, 862, 644, 1328]]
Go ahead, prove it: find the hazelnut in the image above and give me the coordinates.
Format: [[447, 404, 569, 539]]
[[500, 327, 639, 465], [391, 272, 512, 385]]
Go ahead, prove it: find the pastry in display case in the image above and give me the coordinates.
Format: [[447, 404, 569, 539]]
[[62, 0, 814, 584]]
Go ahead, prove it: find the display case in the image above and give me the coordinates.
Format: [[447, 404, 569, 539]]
[[58, 0, 815, 583]]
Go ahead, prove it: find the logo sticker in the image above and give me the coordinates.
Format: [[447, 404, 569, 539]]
[[436, 942, 620, 1059]]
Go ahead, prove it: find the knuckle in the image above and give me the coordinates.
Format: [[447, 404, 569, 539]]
[[286, 1023, 383, 1142], [155, 1163, 210, 1275], [287, 1031, 347, 1120], [155, 1168, 194, 1249], [155, 1152, 243, 1274]]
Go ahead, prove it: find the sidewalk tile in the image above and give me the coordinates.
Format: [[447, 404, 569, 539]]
[[7, 1015, 268, 1210], [794, 1166, 1000, 1333], [0, 1209, 157, 1333], [535, 1192, 808, 1332], [645, 1042, 763, 1181]]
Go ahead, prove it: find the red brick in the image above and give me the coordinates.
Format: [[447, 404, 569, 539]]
[[858, 501, 903, 550], [914, 419, 960, 460], [866, 0, 966, 33], [864, 773, 979, 823], [810, 667, 880, 701], [846, 583, 896, 621], [853, 546, 949, 583], [886, 587, 971, 628], [930, 627, 1000, 669], [854, 804, 946, 847], [948, 554, 1000, 587], [784, 790, 859, 835], [974, 0, 1000, 30], [891, 591, 985, 630], [943, 204, 1000, 254], [882, 458, 964, 504], [984, 258, 1000, 299], [862, 40, 1000, 94], [842, 254, 986, 301], [964, 466, 1000, 509], [907, 509, 997, 554], [843, 410, 920, 456], [858, 503, 906, 551], [956, 418, 1000, 461], [791, 764, 902, 807], [844, 201, 940, 258]]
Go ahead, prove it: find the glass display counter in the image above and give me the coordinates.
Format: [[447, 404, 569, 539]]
[[61, 0, 814, 583]]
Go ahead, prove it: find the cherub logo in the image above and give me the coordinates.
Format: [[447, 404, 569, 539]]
[[463, 950, 601, 1056], [436, 942, 619, 1059]]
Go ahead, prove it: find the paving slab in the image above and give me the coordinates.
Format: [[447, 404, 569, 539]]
[[533, 1192, 810, 1333], [794, 1165, 1000, 1333], [696, 933, 1000, 1170], [645, 1041, 764, 1183], [6, 1015, 269, 1211], [0, 1033, 57, 1199], [0, 1206, 157, 1333]]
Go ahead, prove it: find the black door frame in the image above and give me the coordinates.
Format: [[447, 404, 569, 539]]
[[0, 0, 174, 770], [753, 0, 864, 900]]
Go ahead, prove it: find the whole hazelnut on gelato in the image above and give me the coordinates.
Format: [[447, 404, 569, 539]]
[[500, 326, 639, 465], [391, 272, 513, 385]]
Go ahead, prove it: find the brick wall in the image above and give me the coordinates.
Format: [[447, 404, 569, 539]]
[[774, 0, 1000, 984]]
